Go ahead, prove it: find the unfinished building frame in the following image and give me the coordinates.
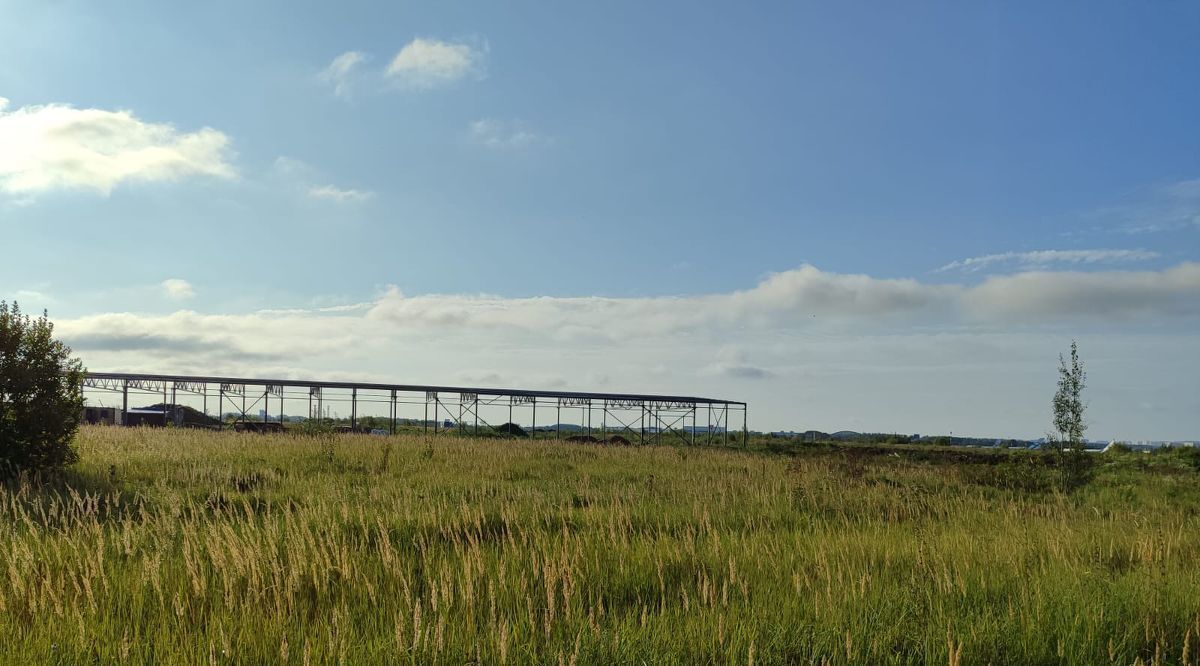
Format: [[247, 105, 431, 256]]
[[81, 372, 749, 447]]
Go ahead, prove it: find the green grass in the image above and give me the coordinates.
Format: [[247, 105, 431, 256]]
[[2, 427, 1199, 664]]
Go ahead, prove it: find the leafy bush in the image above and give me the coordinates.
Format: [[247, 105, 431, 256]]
[[0, 302, 85, 477], [1163, 445, 1200, 472]]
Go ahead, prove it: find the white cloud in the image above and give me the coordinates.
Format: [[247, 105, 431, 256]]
[[967, 262, 1200, 320], [385, 38, 483, 88], [468, 119, 544, 149], [271, 156, 312, 178], [161, 279, 195, 300], [319, 51, 367, 98], [270, 158, 370, 203], [0, 100, 234, 196], [13, 289, 53, 307], [308, 185, 374, 203], [1079, 176, 1200, 235], [726, 265, 954, 321], [938, 249, 1159, 273], [1162, 178, 1200, 200]]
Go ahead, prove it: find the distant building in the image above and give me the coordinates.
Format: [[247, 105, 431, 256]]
[[81, 406, 122, 425], [125, 406, 184, 428]]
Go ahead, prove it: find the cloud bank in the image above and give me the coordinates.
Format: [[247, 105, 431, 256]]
[[58, 263, 1200, 359], [968, 262, 1200, 320], [56, 263, 1200, 438]]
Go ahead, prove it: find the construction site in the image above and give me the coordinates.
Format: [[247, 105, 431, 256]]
[[80, 371, 749, 446]]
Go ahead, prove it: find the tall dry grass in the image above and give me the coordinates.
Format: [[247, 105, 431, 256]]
[[1, 426, 1198, 664]]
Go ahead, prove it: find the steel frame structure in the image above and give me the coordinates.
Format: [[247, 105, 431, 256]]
[[82, 372, 748, 446]]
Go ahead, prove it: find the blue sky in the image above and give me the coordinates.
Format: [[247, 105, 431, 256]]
[[2, 1, 1198, 439]]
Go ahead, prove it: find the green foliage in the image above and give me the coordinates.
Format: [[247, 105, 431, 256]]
[[292, 417, 336, 437], [1051, 340, 1092, 490], [1161, 445, 1200, 472], [2, 427, 1199, 663], [1052, 340, 1087, 446], [955, 451, 1058, 493], [0, 301, 85, 476]]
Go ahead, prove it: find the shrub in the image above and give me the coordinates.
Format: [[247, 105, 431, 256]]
[[0, 302, 85, 476]]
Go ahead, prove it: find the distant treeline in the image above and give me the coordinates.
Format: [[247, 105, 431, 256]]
[[764, 430, 1032, 448]]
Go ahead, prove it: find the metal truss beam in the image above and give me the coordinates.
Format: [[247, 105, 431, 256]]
[[83, 372, 743, 407], [173, 381, 205, 394]]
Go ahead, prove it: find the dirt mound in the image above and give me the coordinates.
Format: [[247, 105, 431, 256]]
[[566, 435, 599, 443], [140, 403, 222, 427], [494, 423, 528, 437], [607, 435, 632, 446]]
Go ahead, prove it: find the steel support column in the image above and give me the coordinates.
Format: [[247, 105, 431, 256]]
[[640, 403, 645, 444], [723, 405, 729, 447], [691, 406, 696, 446], [743, 405, 748, 448], [707, 405, 712, 446]]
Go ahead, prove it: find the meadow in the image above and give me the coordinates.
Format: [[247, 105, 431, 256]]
[[2, 426, 1199, 664]]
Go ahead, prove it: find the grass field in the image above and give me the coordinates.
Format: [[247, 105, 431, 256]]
[[2, 427, 1199, 664]]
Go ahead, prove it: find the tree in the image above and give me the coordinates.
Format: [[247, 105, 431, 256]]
[[1050, 340, 1089, 489], [0, 301, 86, 477]]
